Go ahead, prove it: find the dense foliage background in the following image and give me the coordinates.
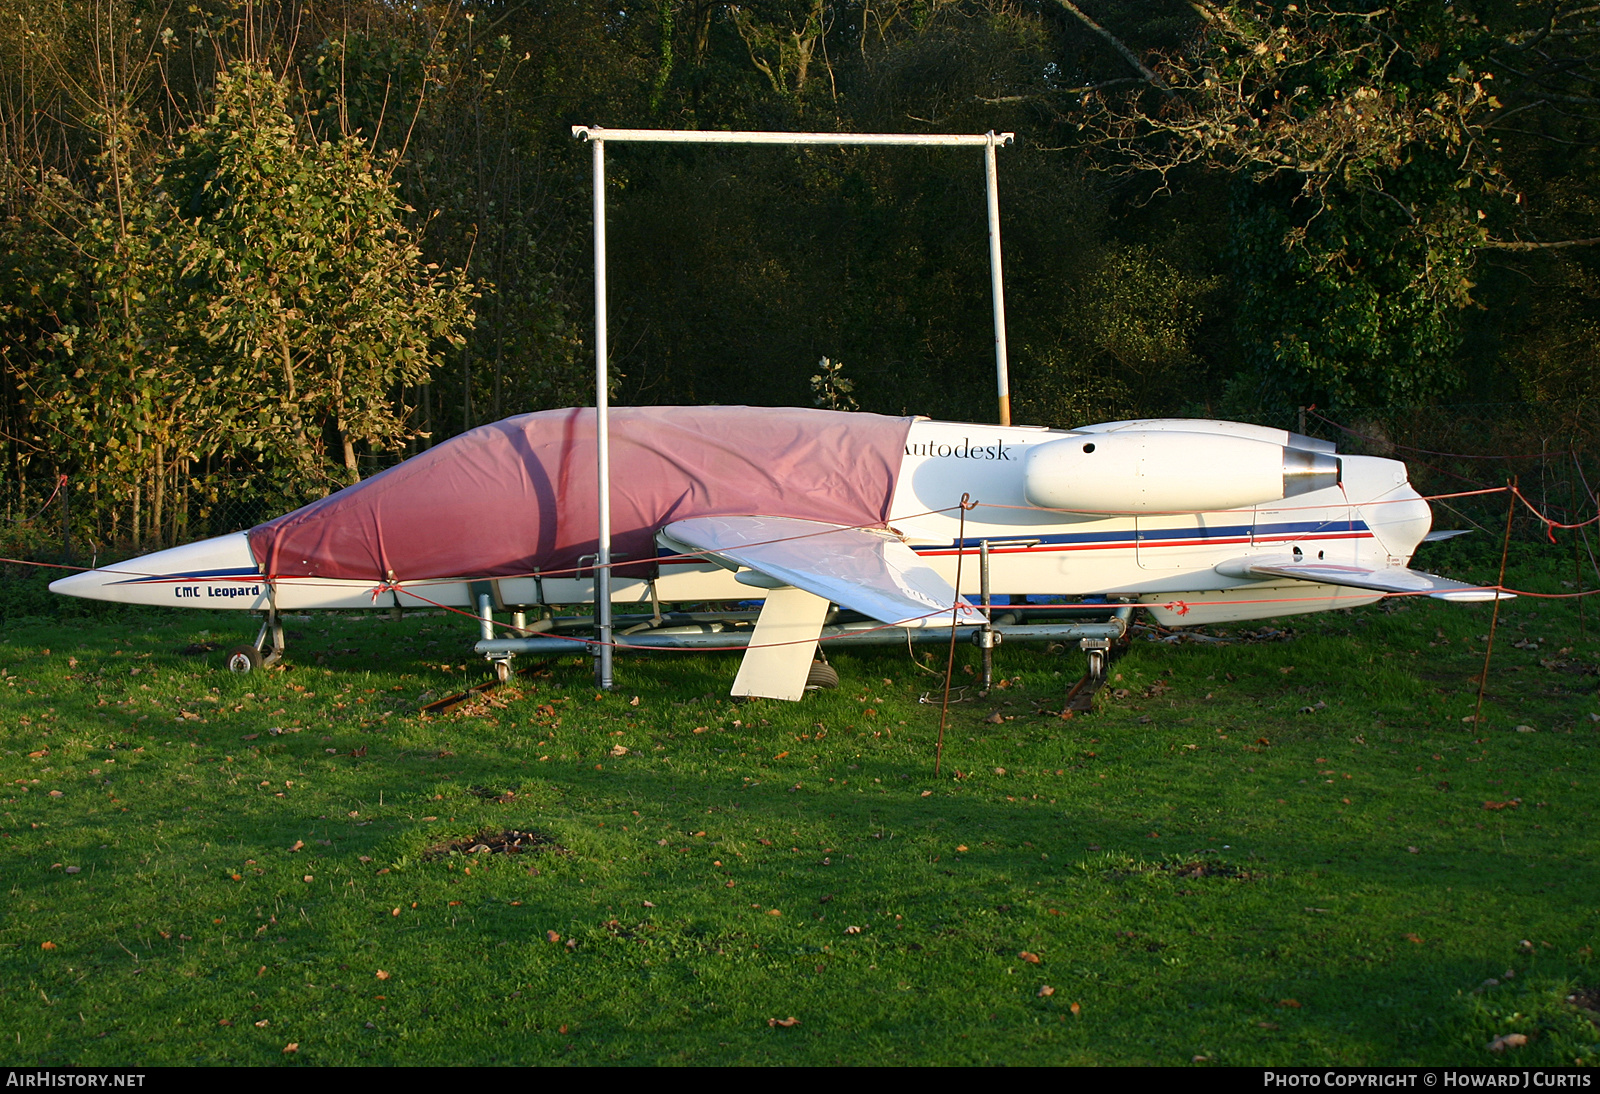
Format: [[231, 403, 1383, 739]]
[[1, 0, 1597, 556]]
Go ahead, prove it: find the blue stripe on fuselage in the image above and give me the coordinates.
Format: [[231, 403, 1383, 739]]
[[110, 566, 263, 586]]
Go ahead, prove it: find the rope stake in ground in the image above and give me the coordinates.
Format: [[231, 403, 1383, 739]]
[[935, 493, 975, 777], [1473, 478, 1517, 731]]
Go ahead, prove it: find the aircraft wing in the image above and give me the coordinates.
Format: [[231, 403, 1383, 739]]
[[660, 516, 978, 628], [1215, 556, 1510, 602]]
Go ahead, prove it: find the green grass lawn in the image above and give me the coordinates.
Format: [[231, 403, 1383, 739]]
[[1, 554, 1597, 1065]]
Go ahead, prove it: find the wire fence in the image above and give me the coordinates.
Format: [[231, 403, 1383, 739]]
[[1292, 403, 1599, 548]]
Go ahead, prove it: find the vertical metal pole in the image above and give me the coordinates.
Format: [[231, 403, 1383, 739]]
[[593, 136, 615, 690], [984, 133, 1011, 427], [979, 539, 993, 692], [477, 593, 495, 643]]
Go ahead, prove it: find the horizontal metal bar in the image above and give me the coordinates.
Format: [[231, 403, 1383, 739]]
[[476, 619, 1126, 657], [572, 126, 1014, 147]]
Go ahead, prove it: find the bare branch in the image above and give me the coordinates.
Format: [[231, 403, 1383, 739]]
[[1051, 0, 1174, 95], [1478, 236, 1600, 250]]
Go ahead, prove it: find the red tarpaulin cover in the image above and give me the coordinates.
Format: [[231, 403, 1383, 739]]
[[248, 406, 916, 582]]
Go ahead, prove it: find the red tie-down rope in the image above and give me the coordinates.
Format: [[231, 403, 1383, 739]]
[[1510, 484, 1600, 543], [9, 477, 1597, 603], [967, 485, 1510, 521], [387, 580, 976, 652], [1, 501, 973, 589]]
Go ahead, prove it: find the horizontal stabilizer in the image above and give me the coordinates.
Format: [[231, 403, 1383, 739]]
[[661, 516, 978, 627], [1214, 556, 1511, 602], [1423, 529, 1472, 542]]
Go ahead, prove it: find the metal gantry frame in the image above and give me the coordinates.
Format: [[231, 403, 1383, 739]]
[[571, 125, 1017, 689]]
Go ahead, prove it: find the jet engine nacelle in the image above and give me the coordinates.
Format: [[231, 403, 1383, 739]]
[[1022, 430, 1340, 514]]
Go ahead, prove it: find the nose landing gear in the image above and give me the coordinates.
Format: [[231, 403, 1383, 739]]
[[226, 611, 284, 674]]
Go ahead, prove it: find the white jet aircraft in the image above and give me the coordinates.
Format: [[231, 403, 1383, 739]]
[[50, 407, 1492, 703]]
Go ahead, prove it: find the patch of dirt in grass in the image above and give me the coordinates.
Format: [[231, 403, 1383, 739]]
[[1162, 859, 1262, 880], [423, 828, 566, 860], [1111, 857, 1264, 881], [1569, 988, 1600, 1026]]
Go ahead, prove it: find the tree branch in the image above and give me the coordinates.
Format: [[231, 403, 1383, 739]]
[[1478, 236, 1600, 250], [1051, 0, 1174, 95]]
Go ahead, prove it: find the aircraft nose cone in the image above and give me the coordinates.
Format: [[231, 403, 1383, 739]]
[[48, 569, 104, 598]]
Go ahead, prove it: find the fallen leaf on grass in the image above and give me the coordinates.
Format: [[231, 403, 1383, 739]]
[[1487, 1033, 1528, 1053], [547, 931, 561, 943], [39, 941, 55, 951], [1258, 1021, 1280, 1030], [1278, 999, 1301, 1008], [283, 1043, 298, 1054], [1037, 985, 1055, 998], [218, 1019, 232, 1027], [255, 1020, 269, 1028], [1019, 951, 1041, 964], [288, 840, 304, 852], [375, 970, 390, 981], [1405, 934, 1425, 944], [768, 1017, 801, 1028], [48, 790, 62, 798], [1069, 1002, 1081, 1015], [844, 926, 862, 935]]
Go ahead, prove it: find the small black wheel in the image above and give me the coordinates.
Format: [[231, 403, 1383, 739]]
[[225, 645, 263, 674], [805, 661, 839, 690]]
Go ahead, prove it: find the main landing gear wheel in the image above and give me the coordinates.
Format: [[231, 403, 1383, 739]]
[[805, 661, 839, 691], [225, 645, 263, 674]]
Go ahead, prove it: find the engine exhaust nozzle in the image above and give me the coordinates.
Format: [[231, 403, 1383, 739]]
[[1283, 447, 1340, 499]]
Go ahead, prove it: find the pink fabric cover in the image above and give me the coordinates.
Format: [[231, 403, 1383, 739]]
[[248, 406, 915, 582]]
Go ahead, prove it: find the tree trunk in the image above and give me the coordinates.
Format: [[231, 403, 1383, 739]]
[[151, 441, 165, 550]]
